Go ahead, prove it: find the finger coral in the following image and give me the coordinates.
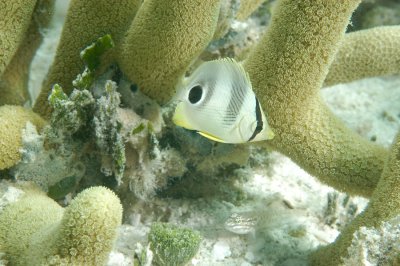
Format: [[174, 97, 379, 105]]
[[324, 25, 400, 87], [236, 0, 267, 21], [0, 0, 53, 106], [2, 0, 399, 264], [0, 0, 37, 75], [310, 131, 400, 265], [0, 185, 122, 265], [0, 105, 46, 170], [34, 0, 221, 114], [118, 0, 221, 104], [243, 0, 389, 197]]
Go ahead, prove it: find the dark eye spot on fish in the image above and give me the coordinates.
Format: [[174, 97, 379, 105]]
[[188, 85, 203, 104]]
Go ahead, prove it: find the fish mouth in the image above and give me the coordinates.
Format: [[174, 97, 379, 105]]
[[172, 103, 195, 130]]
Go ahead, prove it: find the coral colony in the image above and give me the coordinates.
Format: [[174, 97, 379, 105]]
[[0, 0, 399, 265]]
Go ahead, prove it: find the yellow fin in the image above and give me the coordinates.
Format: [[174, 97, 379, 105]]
[[198, 131, 226, 143], [172, 103, 195, 130]]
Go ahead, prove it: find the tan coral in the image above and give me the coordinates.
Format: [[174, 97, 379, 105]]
[[236, 0, 267, 21], [0, 185, 122, 265], [0, 0, 54, 106], [118, 0, 221, 104], [0, 0, 37, 76], [244, 0, 388, 197], [0, 105, 46, 170], [324, 25, 400, 87], [310, 131, 400, 265]]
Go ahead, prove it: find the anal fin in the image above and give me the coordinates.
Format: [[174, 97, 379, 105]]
[[198, 131, 226, 143]]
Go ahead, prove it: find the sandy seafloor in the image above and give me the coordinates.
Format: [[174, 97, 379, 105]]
[[2, 0, 400, 265]]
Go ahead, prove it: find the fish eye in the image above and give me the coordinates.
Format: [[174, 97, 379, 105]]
[[188, 85, 203, 104]]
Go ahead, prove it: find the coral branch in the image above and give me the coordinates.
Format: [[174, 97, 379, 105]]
[[0, 0, 54, 106], [324, 25, 400, 87], [0, 0, 37, 76], [0, 185, 122, 265], [310, 131, 400, 265], [118, 0, 221, 104], [244, 0, 388, 197], [0, 105, 46, 170], [236, 0, 267, 21]]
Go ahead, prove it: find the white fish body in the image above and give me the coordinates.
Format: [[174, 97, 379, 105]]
[[172, 58, 274, 144]]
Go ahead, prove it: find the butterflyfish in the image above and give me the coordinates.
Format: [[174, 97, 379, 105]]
[[172, 58, 274, 144]]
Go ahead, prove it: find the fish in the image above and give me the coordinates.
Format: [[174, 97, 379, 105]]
[[172, 58, 274, 143], [224, 211, 258, 235]]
